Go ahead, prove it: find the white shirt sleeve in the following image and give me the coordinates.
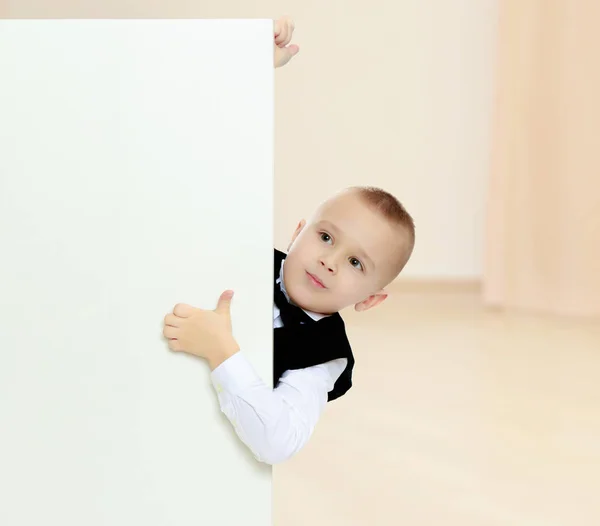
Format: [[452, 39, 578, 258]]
[[210, 351, 347, 465]]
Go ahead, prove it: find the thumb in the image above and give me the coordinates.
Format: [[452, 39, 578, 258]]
[[281, 45, 300, 63], [215, 289, 234, 315], [274, 44, 300, 68]]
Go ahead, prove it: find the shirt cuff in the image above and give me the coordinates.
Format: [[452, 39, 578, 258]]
[[210, 351, 264, 397]]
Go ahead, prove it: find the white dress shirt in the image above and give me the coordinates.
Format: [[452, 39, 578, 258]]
[[210, 260, 348, 465]]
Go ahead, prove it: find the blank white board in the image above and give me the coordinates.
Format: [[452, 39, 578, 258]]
[[0, 20, 273, 525]]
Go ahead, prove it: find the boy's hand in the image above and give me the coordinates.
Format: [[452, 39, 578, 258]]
[[163, 290, 240, 370], [274, 16, 299, 68]]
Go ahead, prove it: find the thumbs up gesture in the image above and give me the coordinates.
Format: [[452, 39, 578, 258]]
[[274, 16, 299, 68], [163, 290, 240, 369]]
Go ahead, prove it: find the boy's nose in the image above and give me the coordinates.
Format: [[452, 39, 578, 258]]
[[319, 258, 336, 273]]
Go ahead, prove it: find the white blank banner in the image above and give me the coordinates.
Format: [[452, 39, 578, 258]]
[[0, 20, 273, 525]]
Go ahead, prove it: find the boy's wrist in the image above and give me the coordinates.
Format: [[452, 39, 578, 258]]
[[208, 337, 240, 371]]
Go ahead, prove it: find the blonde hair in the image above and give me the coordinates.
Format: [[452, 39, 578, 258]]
[[348, 185, 416, 274]]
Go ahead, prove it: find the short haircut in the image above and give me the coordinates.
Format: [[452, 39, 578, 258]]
[[349, 185, 416, 274]]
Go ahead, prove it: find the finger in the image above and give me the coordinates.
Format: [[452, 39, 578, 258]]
[[274, 16, 293, 44], [167, 338, 182, 352], [275, 26, 288, 46], [280, 21, 294, 47], [164, 313, 180, 327], [163, 326, 178, 339], [173, 303, 195, 318], [273, 16, 288, 36], [215, 289, 234, 315]]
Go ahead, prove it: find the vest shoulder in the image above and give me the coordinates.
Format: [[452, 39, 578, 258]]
[[316, 312, 351, 344], [321, 311, 346, 327]]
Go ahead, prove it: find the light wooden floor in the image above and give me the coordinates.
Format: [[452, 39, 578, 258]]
[[273, 284, 600, 526]]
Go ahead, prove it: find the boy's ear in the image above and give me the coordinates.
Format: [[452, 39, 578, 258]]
[[287, 219, 306, 251], [354, 289, 388, 312]]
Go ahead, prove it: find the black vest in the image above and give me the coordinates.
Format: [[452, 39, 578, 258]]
[[272, 248, 355, 402]]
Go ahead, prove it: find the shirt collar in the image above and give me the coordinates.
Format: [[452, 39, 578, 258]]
[[277, 259, 328, 322]]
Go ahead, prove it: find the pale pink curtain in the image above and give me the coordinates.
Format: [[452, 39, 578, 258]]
[[484, 0, 600, 318]]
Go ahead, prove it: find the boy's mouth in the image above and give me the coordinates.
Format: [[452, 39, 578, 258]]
[[306, 271, 326, 289]]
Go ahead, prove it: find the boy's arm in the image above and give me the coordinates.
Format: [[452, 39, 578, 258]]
[[211, 352, 347, 464]]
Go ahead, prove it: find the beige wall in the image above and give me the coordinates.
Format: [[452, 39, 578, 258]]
[[2, 0, 499, 280]]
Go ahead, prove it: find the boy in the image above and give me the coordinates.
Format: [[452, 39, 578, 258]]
[[162, 21, 416, 464], [163, 187, 415, 464]]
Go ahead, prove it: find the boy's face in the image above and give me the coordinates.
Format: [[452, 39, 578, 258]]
[[283, 190, 409, 315]]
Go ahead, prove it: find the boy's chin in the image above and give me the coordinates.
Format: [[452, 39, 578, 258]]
[[292, 294, 338, 315], [300, 300, 337, 316]]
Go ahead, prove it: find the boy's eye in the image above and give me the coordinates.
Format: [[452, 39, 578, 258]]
[[349, 257, 363, 270], [320, 232, 332, 243]]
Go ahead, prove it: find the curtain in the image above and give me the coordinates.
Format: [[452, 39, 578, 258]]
[[484, 0, 600, 317]]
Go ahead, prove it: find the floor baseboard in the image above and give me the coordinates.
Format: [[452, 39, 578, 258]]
[[389, 278, 482, 294]]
